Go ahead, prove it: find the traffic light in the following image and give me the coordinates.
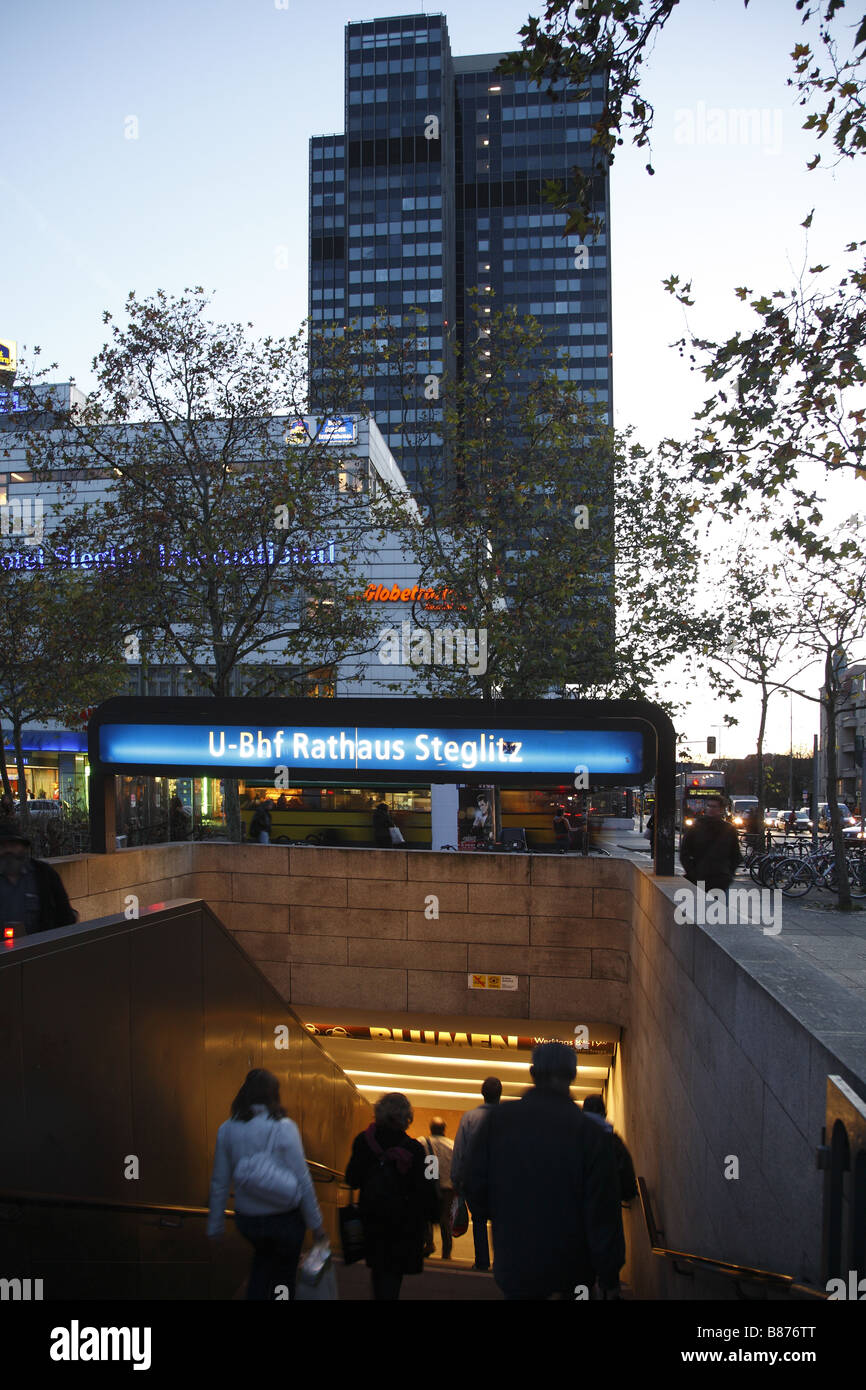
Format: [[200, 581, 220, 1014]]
[[707, 736, 716, 754]]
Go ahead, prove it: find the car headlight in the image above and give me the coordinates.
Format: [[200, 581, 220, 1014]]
[[733, 816, 743, 826], [684, 817, 694, 827]]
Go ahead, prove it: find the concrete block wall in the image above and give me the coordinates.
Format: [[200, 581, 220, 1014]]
[[177, 845, 633, 1023]]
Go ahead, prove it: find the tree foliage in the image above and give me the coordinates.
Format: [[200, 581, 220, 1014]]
[[12, 289, 393, 837]]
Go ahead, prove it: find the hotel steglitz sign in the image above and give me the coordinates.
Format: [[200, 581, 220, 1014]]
[[306, 1023, 616, 1053], [88, 696, 659, 787]]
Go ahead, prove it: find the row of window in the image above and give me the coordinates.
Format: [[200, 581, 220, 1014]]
[[498, 102, 605, 120], [349, 29, 441, 48], [348, 265, 443, 283], [348, 218, 442, 236], [348, 58, 441, 75], [348, 83, 441, 104], [311, 194, 346, 207], [456, 73, 605, 95], [311, 167, 345, 182], [347, 243, 443, 261], [347, 287, 444, 306]]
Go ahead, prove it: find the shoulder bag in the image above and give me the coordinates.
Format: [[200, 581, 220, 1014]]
[[233, 1119, 299, 1208]]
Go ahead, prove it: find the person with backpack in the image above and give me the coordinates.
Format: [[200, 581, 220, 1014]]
[[207, 1069, 327, 1300], [345, 1091, 439, 1300], [581, 1095, 638, 1203]]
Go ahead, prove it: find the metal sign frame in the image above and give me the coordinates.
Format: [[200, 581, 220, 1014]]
[[87, 695, 676, 873]]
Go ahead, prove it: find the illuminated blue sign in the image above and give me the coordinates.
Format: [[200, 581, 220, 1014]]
[[98, 722, 644, 776], [0, 389, 25, 413], [0, 540, 336, 573]]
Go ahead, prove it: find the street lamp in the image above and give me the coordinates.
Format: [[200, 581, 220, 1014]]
[[781, 692, 793, 809]]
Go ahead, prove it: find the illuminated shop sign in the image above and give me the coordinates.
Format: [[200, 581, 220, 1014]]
[[0, 389, 24, 412], [305, 1023, 615, 1052], [0, 339, 17, 374], [287, 416, 356, 446], [97, 721, 645, 776], [362, 582, 465, 611], [0, 540, 336, 573]]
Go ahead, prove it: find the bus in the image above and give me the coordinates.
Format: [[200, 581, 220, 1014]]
[[676, 770, 731, 830]]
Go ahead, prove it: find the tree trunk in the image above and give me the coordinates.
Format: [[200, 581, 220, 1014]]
[[13, 718, 30, 825], [223, 779, 242, 843], [823, 654, 852, 911], [0, 722, 13, 802]]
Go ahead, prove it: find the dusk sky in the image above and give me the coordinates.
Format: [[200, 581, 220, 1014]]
[[4, 0, 861, 761]]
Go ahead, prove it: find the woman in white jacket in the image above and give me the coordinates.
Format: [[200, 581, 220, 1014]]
[[208, 1068, 326, 1300]]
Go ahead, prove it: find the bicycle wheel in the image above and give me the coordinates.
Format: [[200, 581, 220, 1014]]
[[750, 855, 769, 886], [759, 854, 783, 888], [849, 857, 866, 899], [773, 858, 815, 897]]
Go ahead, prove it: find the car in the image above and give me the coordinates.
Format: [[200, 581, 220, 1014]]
[[842, 823, 866, 841], [24, 798, 68, 816], [818, 803, 857, 830], [793, 810, 813, 834], [730, 797, 760, 828]]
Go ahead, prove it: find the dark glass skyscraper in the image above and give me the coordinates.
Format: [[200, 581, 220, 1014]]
[[309, 12, 612, 497]]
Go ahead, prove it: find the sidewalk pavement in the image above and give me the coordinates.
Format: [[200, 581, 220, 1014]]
[[599, 825, 866, 1003]]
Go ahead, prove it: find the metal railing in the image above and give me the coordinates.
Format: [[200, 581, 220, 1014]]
[[638, 1177, 827, 1299], [0, 1161, 351, 1224]]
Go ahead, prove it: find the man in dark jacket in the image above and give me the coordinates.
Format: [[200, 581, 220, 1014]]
[[680, 796, 741, 892], [0, 829, 78, 937], [465, 1042, 625, 1300]]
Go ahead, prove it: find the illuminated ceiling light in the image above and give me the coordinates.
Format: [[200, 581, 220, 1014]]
[[482, 139, 489, 146], [488, 84, 501, 92]]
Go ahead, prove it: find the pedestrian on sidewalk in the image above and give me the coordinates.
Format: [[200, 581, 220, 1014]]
[[465, 1044, 624, 1300], [248, 799, 272, 845], [451, 1076, 502, 1271], [0, 829, 78, 937], [207, 1068, 326, 1300], [421, 1118, 455, 1259], [680, 796, 741, 894], [345, 1092, 439, 1300]]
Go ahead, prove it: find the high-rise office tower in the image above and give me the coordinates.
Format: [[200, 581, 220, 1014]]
[[309, 12, 612, 497]]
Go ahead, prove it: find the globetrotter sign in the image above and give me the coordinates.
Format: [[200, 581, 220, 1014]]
[[87, 695, 675, 872]]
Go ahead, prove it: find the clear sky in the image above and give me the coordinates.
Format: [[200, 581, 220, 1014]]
[[3, 0, 862, 761]]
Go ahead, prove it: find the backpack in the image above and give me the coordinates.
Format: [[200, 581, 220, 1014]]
[[613, 1134, 638, 1201], [363, 1143, 412, 1222]]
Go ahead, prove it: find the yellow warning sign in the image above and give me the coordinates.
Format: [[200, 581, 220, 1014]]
[[468, 973, 518, 991]]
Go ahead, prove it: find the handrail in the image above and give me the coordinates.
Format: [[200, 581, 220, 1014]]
[[637, 1178, 827, 1299], [0, 1162, 351, 1221]]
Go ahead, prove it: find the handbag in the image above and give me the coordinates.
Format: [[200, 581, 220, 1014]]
[[295, 1264, 339, 1301], [389, 825, 404, 845], [450, 1192, 469, 1237], [338, 1202, 366, 1265], [233, 1119, 299, 1208]]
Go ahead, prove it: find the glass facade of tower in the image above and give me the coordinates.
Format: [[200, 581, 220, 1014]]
[[455, 55, 611, 407], [310, 12, 612, 496]]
